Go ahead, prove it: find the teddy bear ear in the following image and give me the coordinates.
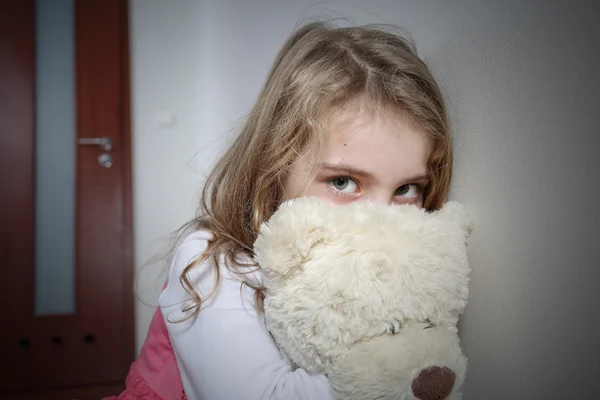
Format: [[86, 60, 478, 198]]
[[435, 201, 474, 238], [253, 197, 332, 279]]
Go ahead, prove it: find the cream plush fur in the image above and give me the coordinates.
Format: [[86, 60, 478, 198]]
[[254, 197, 473, 400]]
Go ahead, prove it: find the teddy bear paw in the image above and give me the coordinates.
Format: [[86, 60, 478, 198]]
[[411, 366, 455, 400]]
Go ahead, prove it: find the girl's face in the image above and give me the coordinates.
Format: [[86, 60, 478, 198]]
[[284, 105, 431, 208]]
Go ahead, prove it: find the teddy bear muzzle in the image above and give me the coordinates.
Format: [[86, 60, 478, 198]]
[[410, 366, 455, 400]]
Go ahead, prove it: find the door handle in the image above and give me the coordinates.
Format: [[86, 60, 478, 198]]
[[77, 137, 113, 151]]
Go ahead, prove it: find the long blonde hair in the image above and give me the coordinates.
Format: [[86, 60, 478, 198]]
[[177, 21, 453, 317]]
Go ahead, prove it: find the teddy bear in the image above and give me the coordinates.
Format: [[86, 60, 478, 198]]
[[253, 196, 473, 400]]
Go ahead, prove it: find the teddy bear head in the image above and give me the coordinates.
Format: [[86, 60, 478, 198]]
[[254, 197, 473, 400]]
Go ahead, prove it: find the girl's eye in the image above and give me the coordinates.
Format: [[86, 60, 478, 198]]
[[330, 177, 359, 194], [395, 184, 420, 198]]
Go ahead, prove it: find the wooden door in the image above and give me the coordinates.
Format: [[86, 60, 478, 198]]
[[0, 0, 133, 397]]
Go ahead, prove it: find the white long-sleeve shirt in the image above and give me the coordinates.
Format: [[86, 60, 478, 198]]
[[158, 230, 334, 400]]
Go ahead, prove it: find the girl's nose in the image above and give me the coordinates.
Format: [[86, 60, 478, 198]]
[[365, 190, 394, 205]]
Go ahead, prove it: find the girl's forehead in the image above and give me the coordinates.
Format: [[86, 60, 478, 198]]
[[322, 107, 431, 179]]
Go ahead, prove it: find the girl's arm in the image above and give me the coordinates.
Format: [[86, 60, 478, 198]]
[[159, 231, 334, 400]]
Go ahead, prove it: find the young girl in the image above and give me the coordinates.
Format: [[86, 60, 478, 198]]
[[108, 21, 452, 400]]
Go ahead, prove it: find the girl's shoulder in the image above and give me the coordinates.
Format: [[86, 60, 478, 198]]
[[159, 229, 263, 316], [179, 228, 213, 251], [165, 229, 212, 280], [171, 229, 260, 281]]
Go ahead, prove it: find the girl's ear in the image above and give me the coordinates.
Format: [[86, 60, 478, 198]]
[[253, 197, 333, 280], [434, 201, 474, 239]]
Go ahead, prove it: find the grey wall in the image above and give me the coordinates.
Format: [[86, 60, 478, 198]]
[[430, 1, 600, 398], [130, 1, 600, 398]]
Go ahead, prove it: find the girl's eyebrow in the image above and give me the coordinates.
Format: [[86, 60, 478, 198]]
[[320, 163, 374, 179], [320, 163, 430, 184]]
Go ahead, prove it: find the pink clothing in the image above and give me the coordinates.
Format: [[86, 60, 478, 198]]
[[104, 306, 186, 400]]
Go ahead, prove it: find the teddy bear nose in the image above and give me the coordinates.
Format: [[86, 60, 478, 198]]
[[411, 366, 455, 400]]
